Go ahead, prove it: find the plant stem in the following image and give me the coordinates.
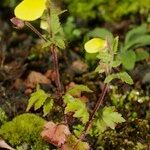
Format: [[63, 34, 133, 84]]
[[25, 21, 63, 104], [80, 84, 109, 139], [25, 22, 47, 42], [50, 44, 62, 101]]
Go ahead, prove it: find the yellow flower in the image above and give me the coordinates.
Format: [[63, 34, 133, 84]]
[[84, 38, 106, 53], [14, 0, 47, 21]]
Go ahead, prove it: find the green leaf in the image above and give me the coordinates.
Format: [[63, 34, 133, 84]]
[[97, 52, 112, 63], [95, 65, 105, 73], [42, 41, 52, 48], [112, 36, 119, 53], [73, 124, 84, 138], [26, 89, 48, 111], [118, 72, 133, 85], [104, 74, 117, 83], [43, 98, 54, 116], [34, 93, 48, 110], [52, 36, 65, 49], [91, 107, 125, 134], [135, 49, 149, 61], [67, 84, 92, 95], [26, 87, 53, 116], [111, 60, 121, 67], [104, 72, 133, 85], [102, 107, 125, 129], [66, 135, 90, 150], [64, 96, 89, 123], [125, 25, 147, 45], [50, 7, 62, 35], [85, 27, 113, 41], [121, 50, 136, 70]]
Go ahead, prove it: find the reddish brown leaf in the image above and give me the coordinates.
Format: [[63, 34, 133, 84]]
[[41, 122, 71, 147]]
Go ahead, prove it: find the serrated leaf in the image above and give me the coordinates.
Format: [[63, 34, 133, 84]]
[[34, 93, 48, 110], [26, 89, 47, 111], [118, 72, 133, 85], [104, 72, 133, 85], [91, 107, 125, 134], [102, 107, 125, 129], [97, 52, 112, 63], [64, 97, 89, 124], [67, 85, 92, 95], [63, 94, 75, 104], [52, 36, 65, 49], [43, 98, 54, 116], [121, 50, 136, 70], [50, 7, 61, 35]]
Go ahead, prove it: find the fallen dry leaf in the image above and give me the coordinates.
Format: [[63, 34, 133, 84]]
[[26, 71, 51, 88], [0, 139, 15, 150], [71, 60, 88, 74], [41, 122, 71, 147]]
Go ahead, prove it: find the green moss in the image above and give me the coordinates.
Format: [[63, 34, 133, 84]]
[[96, 119, 149, 150], [0, 113, 49, 150], [0, 107, 8, 126]]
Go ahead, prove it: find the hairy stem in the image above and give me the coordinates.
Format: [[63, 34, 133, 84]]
[[50, 45, 62, 101], [80, 84, 109, 139]]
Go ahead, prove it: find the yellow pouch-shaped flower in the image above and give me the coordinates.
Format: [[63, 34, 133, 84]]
[[84, 38, 106, 53], [14, 0, 46, 21]]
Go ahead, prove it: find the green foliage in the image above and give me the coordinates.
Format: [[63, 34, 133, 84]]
[[63, 85, 92, 123], [0, 108, 8, 126], [26, 85, 54, 116], [64, 0, 150, 22], [0, 113, 49, 150], [73, 124, 84, 138], [90, 107, 125, 135], [109, 85, 149, 120], [67, 84, 93, 95], [104, 72, 133, 85], [66, 135, 89, 150], [121, 25, 150, 70], [63, 16, 81, 41], [64, 94, 89, 124], [96, 119, 149, 149], [41, 2, 66, 50]]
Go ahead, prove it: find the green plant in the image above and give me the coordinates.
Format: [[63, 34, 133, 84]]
[[63, 0, 150, 22], [0, 108, 8, 126], [9, 0, 139, 149], [26, 85, 54, 116], [84, 26, 150, 70], [0, 113, 49, 150], [120, 24, 150, 70]]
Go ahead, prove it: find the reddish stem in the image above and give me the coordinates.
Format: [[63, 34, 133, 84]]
[[80, 84, 109, 139], [50, 45, 62, 101]]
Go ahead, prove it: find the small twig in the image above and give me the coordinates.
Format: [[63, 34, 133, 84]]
[[80, 84, 109, 139], [50, 45, 62, 101], [25, 22, 47, 42]]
